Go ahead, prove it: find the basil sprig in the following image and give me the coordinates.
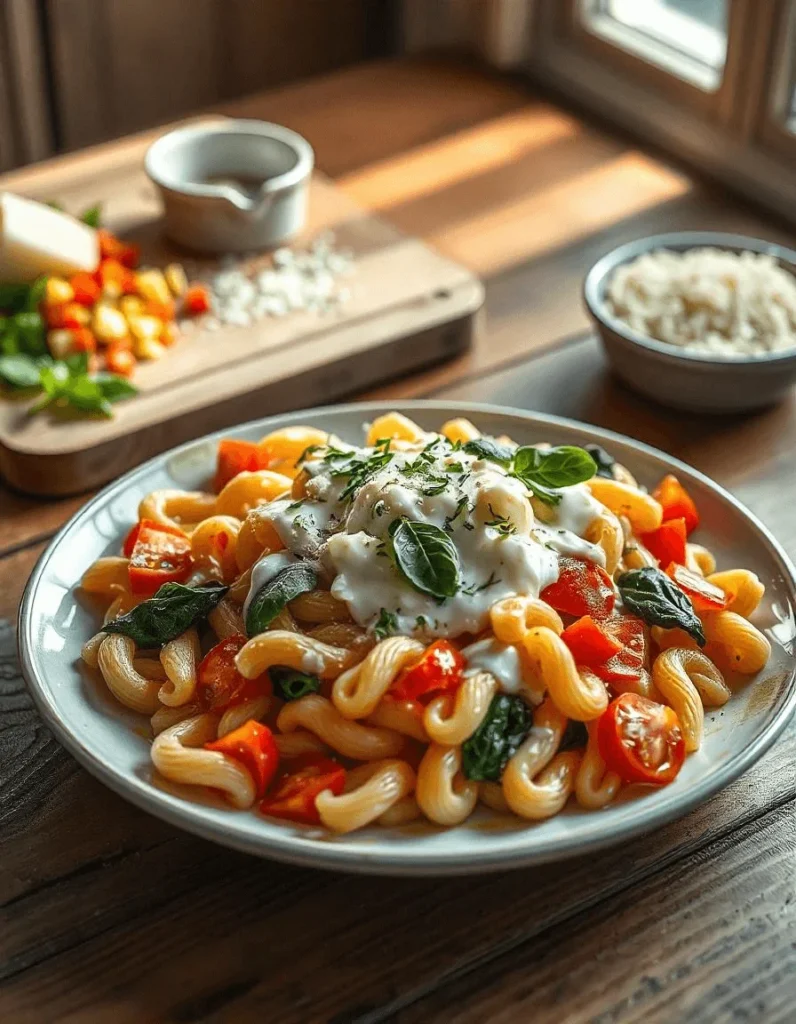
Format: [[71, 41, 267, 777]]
[[269, 666, 321, 701], [511, 445, 597, 505], [388, 517, 461, 600], [104, 581, 228, 648], [460, 438, 597, 506], [462, 694, 531, 781], [618, 567, 706, 646], [462, 437, 514, 467], [245, 562, 317, 637], [584, 443, 616, 479]]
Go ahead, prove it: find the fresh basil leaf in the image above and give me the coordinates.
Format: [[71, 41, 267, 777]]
[[513, 445, 597, 489], [93, 372, 138, 402], [26, 276, 48, 311], [65, 350, 89, 377], [559, 720, 589, 751], [462, 694, 531, 781], [66, 376, 113, 417], [527, 481, 563, 507], [245, 562, 317, 637], [388, 517, 460, 600], [0, 283, 32, 312], [584, 443, 616, 479], [269, 666, 321, 701], [0, 353, 42, 388], [39, 361, 70, 396], [12, 311, 46, 355], [80, 203, 102, 228], [104, 581, 228, 648], [462, 437, 514, 467], [373, 607, 398, 639], [618, 567, 705, 646]]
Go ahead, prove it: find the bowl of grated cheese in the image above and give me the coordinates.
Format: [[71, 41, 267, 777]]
[[584, 232, 796, 413]]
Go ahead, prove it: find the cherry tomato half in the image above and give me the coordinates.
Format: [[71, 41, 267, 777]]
[[653, 474, 699, 535], [205, 720, 279, 798], [597, 692, 685, 785], [197, 633, 271, 712], [214, 439, 271, 491], [260, 755, 346, 825], [665, 562, 728, 613], [127, 522, 192, 594], [641, 517, 687, 568], [541, 557, 616, 618], [390, 639, 465, 704]]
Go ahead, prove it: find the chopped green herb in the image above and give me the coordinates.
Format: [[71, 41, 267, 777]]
[[484, 504, 517, 536], [444, 495, 470, 533], [269, 666, 321, 701], [374, 608, 399, 639]]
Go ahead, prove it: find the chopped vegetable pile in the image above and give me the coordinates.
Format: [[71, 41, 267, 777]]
[[0, 203, 212, 418]]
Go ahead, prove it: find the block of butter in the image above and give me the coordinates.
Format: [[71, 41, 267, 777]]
[[0, 192, 100, 282]]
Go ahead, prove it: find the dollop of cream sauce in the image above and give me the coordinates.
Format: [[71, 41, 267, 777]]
[[246, 434, 605, 640]]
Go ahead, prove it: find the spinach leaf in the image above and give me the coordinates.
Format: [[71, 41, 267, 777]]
[[559, 720, 589, 751], [462, 694, 532, 781], [373, 607, 398, 639], [618, 567, 705, 646], [93, 372, 138, 402], [388, 517, 460, 600], [80, 203, 103, 228], [245, 562, 317, 637], [0, 353, 42, 388], [269, 666, 321, 701], [104, 581, 228, 648], [584, 443, 616, 479], [462, 437, 514, 467]]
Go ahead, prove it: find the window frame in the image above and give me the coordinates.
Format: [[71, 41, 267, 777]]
[[525, 0, 796, 225]]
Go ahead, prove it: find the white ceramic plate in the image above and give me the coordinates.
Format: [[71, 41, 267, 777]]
[[18, 401, 796, 876]]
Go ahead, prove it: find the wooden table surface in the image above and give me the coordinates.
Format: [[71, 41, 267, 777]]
[[2, 58, 795, 1024]]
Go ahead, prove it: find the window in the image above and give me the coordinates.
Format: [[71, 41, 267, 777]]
[[527, 0, 796, 224], [580, 0, 729, 90]]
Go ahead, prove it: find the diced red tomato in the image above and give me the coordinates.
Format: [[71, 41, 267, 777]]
[[665, 562, 727, 613], [641, 517, 687, 568], [390, 640, 466, 704], [205, 720, 279, 798], [214, 439, 271, 491], [70, 327, 97, 353], [96, 258, 136, 295], [98, 228, 140, 269], [69, 272, 102, 307], [196, 633, 271, 712], [145, 298, 176, 321], [653, 474, 699, 535], [562, 615, 623, 665], [184, 284, 212, 316], [128, 522, 192, 594], [541, 557, 616, 618], [597, 614, 648, 686], [260, 754, 346, 825], [106, 341, 136, 377], [45, 302, 87, 330], [597, 692, 685, 785], [123, 517, 186, 557]]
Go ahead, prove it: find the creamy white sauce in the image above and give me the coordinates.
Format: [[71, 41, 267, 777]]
[[244, 435, 607, 640], [461, 638, 523, 690], [243, 551, 296, 622]]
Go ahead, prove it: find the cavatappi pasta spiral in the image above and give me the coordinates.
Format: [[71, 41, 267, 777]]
[[78, 415, 775, 833]]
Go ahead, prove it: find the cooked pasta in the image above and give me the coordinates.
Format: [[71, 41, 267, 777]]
[[77, 414, 774, 834]]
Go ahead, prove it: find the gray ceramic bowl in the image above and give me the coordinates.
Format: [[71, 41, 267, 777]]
[[584, 232, 796, 413]]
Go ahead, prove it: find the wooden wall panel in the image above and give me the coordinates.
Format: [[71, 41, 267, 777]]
[[46, 0, 375, 153]]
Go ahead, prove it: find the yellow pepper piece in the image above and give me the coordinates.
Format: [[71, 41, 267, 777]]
[[120, 295, 145, 319], [134, 269, 170, 305], [45, 277, 75, 306], [92, 303, 128, 343], [165, 263, 188, 297], [134, 336, 166, 360], [127, 313, 164, 342]]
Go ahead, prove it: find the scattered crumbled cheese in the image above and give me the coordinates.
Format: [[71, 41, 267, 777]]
[[204, 233, 354, 328], [606, 247, 796, 357]]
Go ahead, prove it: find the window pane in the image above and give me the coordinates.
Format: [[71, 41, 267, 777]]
[[580, 0, 729, 91]]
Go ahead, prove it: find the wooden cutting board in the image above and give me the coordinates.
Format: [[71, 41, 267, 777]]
[[0, 129, 483, 497]]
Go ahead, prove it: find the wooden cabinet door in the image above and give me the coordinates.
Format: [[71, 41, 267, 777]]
[[47, 0, 372, 152]]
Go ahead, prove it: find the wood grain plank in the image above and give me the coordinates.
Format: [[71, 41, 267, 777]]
[[391, 799, 796, 1024]]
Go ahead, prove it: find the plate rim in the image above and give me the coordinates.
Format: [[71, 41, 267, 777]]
[[17, 399, 796, 875]]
